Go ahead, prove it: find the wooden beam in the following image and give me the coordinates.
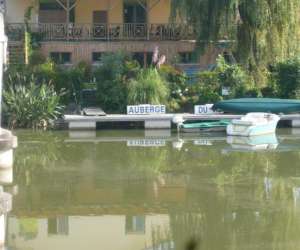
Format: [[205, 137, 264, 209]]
[[69, 0, 78, 11], [137, 0, 147, 11], [66, 0, 70, 21], [55, 0, 67, 11], [55, 0, 77, 11]]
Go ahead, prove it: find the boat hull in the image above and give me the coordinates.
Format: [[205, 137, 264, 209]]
[[226, 113, 280, 136], [180, 121, 230, 133], [213, 98, 300, 114], [182, 126, 226, 133]]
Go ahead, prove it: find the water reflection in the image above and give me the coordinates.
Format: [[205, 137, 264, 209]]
[[7, 129, 300, 250], [0, 130, 17, 250], [226, 134, 279, 151]]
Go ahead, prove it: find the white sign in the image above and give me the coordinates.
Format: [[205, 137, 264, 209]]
[[127, 105, 166, 115], [222, 87, 231, 96], [194, 104, 215, 115], [127, 139, 166, 147]]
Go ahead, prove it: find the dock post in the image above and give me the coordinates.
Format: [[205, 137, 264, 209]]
[[144, 120, 171, 129], [69, 121, 97, 130], [291, 119, 300, 128]]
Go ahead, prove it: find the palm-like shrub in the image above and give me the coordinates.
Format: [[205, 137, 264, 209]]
[[127, 68, 169, 105], [3, 81, 64, 129]]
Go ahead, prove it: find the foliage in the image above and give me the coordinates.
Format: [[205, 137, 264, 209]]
[[3, 77, 64, 129], [171, 0, 300, 85], [5, 60, 94, 106], [215, 56, 256, 98], [94, 52, 140, 113], [159, 65, 188, 111], [127, 68, 169, 105], [182, 56, 258, 108], [29, 51, 46, 66], [191, 70, 223, 104], [270, 57, 300, 99]]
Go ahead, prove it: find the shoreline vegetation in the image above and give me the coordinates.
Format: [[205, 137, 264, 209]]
[[4, 1, 299, 130], [3, 51, 300, 129]]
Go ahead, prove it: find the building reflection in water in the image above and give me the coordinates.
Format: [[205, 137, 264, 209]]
[[5, 130, 300, 250]]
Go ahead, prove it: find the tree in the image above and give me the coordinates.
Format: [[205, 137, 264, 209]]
[[171, 0, 300, 84]]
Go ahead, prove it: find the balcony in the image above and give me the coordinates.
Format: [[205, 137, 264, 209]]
[[6, 23, 196, 42]]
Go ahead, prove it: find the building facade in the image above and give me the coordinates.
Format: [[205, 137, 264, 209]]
[[4, 0, 202, 67]]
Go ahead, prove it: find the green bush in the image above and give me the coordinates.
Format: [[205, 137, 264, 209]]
[[9, 61, 93, 105], [185, 56, 257, 107], [271, 57, 300, 98], [94, 52, 140, 113], [159, 65, 188, 112], [29, 51, 46, 66], [215, 56, 255, 98], [3, 77, 64, 129], [186, 71, 222, 108], [128, 68, 169, 105]]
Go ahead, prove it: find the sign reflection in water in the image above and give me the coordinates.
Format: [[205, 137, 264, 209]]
[[7, 129, 300, 250]]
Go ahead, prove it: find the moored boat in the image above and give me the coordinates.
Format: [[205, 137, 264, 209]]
[[213, 98, 300, 114], [226, 113, 280, 136], [181, 120, 230, 133]]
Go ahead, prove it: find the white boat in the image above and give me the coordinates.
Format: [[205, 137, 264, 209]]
[[226, 113, 280, 136]]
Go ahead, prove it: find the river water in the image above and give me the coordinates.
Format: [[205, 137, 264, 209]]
[[5, 129, 300, 250]]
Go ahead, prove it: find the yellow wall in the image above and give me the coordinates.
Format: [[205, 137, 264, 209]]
[[6, 0, 171, 24], [148, 0, 171, 23], [75, 0, 170, 24], [75, 0, 123, 23]]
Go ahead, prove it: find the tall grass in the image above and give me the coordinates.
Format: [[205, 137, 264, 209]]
[[127, 68, 169, 105]]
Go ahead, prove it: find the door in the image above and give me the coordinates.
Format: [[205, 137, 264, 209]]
[[93, 11, 108, 24], [124, 1, 147, 39], [124, 2, 147, 23], [93, 11, 108, 39]]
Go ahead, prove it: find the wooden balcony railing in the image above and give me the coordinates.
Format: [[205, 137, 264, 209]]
[[6, 23, 196, 42]]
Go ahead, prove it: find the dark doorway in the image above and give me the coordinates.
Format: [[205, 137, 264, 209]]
[[124, 1, 147, 23]]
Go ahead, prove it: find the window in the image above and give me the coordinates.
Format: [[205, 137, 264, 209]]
[[48, 216, 69, 235], [50, 52, 71, 64], [132, 52, 153, 67], [40, 2, 62, 11], [179, 52, 197, 63], [92, 52, 102, 63], [93, 11, 108, 24], [125, 215, 145, 234], [39, 1, 75, 22], [40, 0, 76, 10]]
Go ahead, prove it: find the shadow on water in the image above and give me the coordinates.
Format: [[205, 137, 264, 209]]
[[6, 128, 300, 250]]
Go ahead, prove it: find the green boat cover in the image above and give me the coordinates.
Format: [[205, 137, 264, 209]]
[[182, 120, 230, 129], [213, 98, 300, 114]]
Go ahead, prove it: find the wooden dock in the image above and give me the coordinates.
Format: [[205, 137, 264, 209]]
[[64, 113, 300, 130]]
